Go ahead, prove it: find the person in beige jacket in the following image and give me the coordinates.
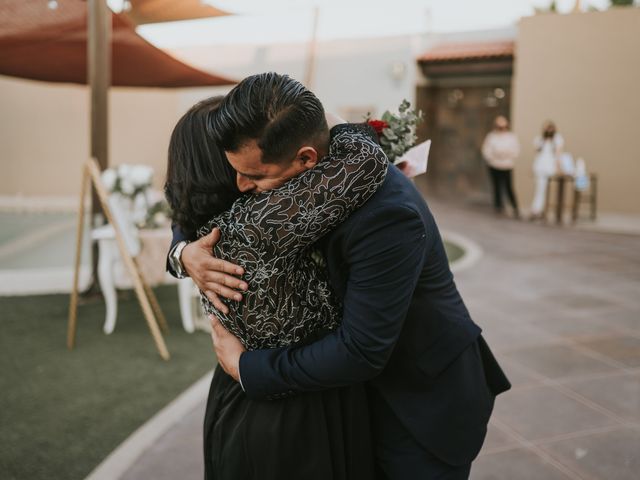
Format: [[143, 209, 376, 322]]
[[481, 116, 520, 217]]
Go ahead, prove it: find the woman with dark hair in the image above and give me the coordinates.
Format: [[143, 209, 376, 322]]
[[165, 96, 240, 240], [164, 96, 387, 480]]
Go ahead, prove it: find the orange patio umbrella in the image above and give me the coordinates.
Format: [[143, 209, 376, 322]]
[[0, 0, 235, 87], [123, 0, 229, 26]]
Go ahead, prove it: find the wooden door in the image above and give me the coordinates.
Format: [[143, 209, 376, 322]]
[[417, 83, 511, 199]]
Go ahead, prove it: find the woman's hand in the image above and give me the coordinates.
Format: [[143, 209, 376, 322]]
[[181, 229, 248, 314]]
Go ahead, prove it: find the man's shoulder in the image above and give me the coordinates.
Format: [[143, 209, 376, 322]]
[[360, 166, 426, 214], [336, 166, 430, 233]]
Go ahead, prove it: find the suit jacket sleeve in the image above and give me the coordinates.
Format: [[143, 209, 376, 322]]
[[166, 222, 189, 277], [238, 203, 428, 399]]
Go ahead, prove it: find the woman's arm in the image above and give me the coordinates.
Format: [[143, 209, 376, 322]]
[[202, 124, 388, 256], [197, 124, 387, 348], [237, 204, 430, 396]]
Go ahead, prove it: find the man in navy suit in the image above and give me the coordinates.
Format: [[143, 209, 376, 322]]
[[167, 73, 510, 479]]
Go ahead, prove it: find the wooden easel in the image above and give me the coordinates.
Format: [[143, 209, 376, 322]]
[[67, 158, 170, 360]]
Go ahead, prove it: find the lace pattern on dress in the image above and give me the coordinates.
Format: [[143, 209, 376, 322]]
[[197, 124, 387, 350]]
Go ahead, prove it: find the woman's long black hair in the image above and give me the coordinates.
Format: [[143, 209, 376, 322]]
[[165, 96, 241, 240]]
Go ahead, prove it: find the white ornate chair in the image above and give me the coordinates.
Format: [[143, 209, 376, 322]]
[[92, 194, 196, 334]]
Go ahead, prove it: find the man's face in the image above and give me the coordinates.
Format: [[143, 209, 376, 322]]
[[226, 139, 307, 194]]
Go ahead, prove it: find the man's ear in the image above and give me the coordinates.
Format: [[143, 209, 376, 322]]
[[295, 146, 319, 169]]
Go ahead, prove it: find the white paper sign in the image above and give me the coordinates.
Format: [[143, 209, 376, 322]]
[[394, 140, 431, 178]]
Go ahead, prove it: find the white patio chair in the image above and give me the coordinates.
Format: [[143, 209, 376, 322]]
[[92, 194, 195, 334]]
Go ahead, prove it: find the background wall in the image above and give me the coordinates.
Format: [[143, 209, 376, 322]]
[[6, 9, 638, 215], [170, 34, 424, 121], [0, 75, 203, 197], [512, 8, 640, 214], [0, 34, 423, 202]]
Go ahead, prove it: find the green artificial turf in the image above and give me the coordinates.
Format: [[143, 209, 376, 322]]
[[0, 241, 464, 479], [0, 286, 215, 480], [444, 240, 465, 264]]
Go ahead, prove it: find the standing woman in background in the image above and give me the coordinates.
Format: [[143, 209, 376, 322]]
[[481, 115, 520, 218], [530, 120, 564, 220]]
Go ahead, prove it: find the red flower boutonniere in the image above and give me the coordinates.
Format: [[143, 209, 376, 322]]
[[367, 119, 389, 136]]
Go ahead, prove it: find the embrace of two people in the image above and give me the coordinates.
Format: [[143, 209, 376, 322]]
[[164, 72, 511, 480]]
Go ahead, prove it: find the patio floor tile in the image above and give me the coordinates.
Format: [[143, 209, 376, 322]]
[[574, 335, 640, 368], [480, 422, 520, 452], [594, 308, 640, 333], [503, 344, 617, 380], [493, 357, 544, 389], [562, 373, 640, 422], [481, 323, 560, 353], [539, 292, 620, 313], [492, 386, 617, 441], [529, 314, 617, 339], [539, 427, 640, 480], [471, 448, 573, 480]]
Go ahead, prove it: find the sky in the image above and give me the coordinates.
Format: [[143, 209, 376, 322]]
[[130, 0, 612, 48]]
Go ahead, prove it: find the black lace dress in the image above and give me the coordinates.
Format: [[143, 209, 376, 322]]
[[198, 124, 387, 480]]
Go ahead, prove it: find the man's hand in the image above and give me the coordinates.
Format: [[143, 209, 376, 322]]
[[210, 315, 246, 382], [181, 228, 248, 314]]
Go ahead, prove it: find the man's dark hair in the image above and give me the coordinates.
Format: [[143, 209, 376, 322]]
[[209, 72, 329, 163]]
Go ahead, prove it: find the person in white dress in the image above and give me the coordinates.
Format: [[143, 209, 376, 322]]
[[530, 121, 564, 219], [481, 116, 520, 217]]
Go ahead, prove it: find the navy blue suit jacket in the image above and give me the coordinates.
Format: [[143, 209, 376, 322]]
[[169, 161, 510, 466]]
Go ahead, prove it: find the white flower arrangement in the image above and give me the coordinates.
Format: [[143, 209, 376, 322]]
[[366, 100, 424, 163], [100, 164, 171, 229], [101, 164, 153, 199], [142, 195, 173, 229]]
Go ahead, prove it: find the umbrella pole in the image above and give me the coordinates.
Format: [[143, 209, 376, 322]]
[[304, 6, 320, 89], [89, 0, 110, 171], [87, 0, 112, 293]]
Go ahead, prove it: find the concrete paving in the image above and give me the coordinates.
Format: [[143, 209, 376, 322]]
[[119, 399, 206, 480], [110, 197, 640, 480]]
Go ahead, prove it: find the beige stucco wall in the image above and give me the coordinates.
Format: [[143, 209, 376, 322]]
[[0, 75, 227, 199], [512, 8, 640, 214]]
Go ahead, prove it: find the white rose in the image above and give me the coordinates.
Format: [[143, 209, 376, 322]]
[[153, 212, 167, 225], [101, 169, 117, 192], [146, 189, 163, 204], [117, 164, 132, 179], [120, 178, 135, 196], [404, 132, 416, 146], [130, 165, 153, 188], [132, 207, 146, 225]]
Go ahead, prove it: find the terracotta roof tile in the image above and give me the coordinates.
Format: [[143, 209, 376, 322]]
[[418, 40, 515, 63]]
